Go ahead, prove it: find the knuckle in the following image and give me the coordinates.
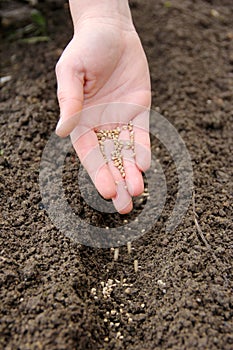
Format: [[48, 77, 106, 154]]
[[55, 61, 61, 75], [57, 90, 68, 103]]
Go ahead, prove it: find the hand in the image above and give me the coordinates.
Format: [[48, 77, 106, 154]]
[[55, 17, 151, 214]]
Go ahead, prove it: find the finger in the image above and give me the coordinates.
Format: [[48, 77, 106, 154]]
[[71, 128, 116, 199], [101, 140, 133, 213], [112, 181, 133, 214], [55, 60, 84, 137], [124, 159, 144, 197], [133, 111, 151, 172], [134, 128, 151, 172], [119, 127, 144, 197]]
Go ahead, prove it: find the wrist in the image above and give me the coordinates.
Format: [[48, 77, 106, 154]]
[[69, 0, 134, 32]]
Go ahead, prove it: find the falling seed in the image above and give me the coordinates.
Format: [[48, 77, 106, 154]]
[[141, 229, 145, 233], [127, 242, 132, 254], [114, 248, 119, 261], [134, 259, 139, 272]]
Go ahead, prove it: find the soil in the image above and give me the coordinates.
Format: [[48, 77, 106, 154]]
[[0, 0, 233, 349]]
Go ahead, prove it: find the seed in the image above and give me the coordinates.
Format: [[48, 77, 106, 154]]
[[127, 242, 132, 254], [114, 248, 119, 261], [134, 259, 138, 272]]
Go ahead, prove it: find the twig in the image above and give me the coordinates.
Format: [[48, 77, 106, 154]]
[[192, 191, 211, 249]]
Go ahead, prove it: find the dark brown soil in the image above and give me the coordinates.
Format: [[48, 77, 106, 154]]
[[0, 0, 233, 349]]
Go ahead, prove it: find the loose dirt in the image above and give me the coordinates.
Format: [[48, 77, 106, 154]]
[[0, 0, 232, 349]]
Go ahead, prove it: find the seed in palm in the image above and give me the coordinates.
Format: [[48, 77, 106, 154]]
[[95, 122, 135, 179]]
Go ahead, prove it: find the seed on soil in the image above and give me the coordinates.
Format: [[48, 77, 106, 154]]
[[157, 279, 166, 286]]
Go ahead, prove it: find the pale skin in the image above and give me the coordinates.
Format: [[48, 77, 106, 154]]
[[55, 0, 151, 214]]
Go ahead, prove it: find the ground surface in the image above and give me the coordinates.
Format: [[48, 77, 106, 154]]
[[0, 0, 233, 349]]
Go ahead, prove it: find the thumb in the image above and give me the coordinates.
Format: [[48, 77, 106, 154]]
[[55, 60, 84, 137]]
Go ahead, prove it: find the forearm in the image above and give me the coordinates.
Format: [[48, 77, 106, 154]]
[[69, 0, 134, 31]]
